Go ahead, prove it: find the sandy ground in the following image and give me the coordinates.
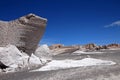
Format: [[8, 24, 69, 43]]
[[0, 49, 120, 80]]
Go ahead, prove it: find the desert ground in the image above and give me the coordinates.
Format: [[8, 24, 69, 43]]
[[0, 49, 120, 80]]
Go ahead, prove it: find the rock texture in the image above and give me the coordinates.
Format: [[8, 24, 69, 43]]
[[107, 43, 120, 48], [83, 43, 97, 50], [0, 45, 49, 72], [49, 44, 64, 50], [0, 13, 47, 55], [50, 43, 120, 54], [50, 46, 79, 55], [35, 45, 52, 62]]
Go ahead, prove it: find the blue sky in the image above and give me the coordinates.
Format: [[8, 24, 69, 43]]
[[0, 0, 120, 45]]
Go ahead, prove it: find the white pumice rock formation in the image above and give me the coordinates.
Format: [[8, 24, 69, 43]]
[[0, 45, 50, 72], [35, 44, 52, 62], [0, 13, 47, 56]]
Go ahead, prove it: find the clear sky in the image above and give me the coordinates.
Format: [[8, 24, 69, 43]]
[[0, 0, 120, 45]]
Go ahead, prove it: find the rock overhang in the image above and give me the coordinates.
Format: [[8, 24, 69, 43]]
[[0, 13, 47, 56]]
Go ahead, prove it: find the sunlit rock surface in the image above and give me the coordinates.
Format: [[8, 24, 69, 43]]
[[0, 45, 50, 72], [35, 44, 52, 62], [0, 13, 47, 55]]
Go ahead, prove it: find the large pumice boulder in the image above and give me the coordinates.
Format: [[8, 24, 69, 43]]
[[0, 45, 27, 72], [0, 13, 47, 56], [35, 44, 52, 62], [0, 45, 47, 72], [0, 45, 25, 67]]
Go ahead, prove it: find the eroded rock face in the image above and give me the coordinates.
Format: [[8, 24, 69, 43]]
[[0, 45, 29, 72], [0, 13, 47, 55], [0, 45, 24, 67], [49, 44, 64, 50], [82, 43, 98, 50], [51, 47, 79, 55], [107, 43, 120, 48], [0, 45, 48, 72]]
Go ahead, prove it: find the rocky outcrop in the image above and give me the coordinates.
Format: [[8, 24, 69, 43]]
[[50, 43, 120, 54], [107, 43, 120, 48], [0, 45, 50, 72], [0, 13, 47, 55], [78, 43, 120, 51], [49, 44, 80, 55], [51, 46, 79, 55], [82, 43, 98, 51], [49, 44, 64, 50]]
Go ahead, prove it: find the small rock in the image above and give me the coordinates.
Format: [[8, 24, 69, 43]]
[[35, 44, 52, 61]]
